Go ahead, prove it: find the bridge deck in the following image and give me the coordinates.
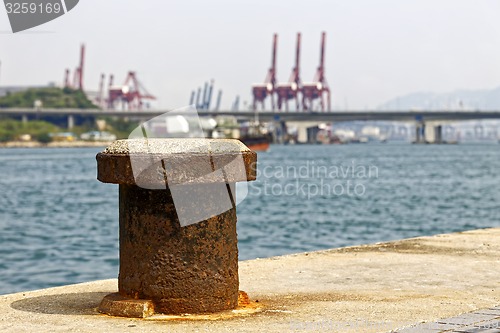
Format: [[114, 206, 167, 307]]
[[2, 108, 500, 122]]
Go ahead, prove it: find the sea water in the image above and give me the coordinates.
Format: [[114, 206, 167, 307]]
[[0, 144, 499, 294]]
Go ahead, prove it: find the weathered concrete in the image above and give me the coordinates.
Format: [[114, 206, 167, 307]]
[[1, 228, 500, 332], [96, 138, 257, 315]]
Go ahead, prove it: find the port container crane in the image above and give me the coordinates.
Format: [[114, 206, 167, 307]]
[[275, 33, 302, 112], [302, 32, 331, 112], [252, 34, 278, 111]]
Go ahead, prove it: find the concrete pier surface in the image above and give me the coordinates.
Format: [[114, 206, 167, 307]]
[[1, 228, 499, 333]]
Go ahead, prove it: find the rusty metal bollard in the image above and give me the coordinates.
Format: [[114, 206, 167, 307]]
[[96, 138, 257, 317]]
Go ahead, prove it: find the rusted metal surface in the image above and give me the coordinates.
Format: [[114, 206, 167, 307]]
[[118, 184, 239, 314], [96, 138, 257, 316]]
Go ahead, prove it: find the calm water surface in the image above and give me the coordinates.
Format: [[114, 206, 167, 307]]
[[0, 144, 499, 294]]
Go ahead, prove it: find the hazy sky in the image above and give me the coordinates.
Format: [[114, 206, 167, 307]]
[[1, 0, 500, 110]]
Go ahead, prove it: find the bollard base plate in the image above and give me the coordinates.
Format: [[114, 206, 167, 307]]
[[98, 293, 155, 318], [98, 291, 261, 319]]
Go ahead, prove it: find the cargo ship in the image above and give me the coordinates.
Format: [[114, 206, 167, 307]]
[[213, 116, 271, 152], [239, 133, 272, 152]]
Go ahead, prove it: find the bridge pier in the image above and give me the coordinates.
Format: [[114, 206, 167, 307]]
[[415, 123, 426, 144], [297, 126, 308, 143], [415, 122, 446, 144], [273, 121, 287, 144], [21, 114, 28, 125], [289, 122, 323, 144], [434, 125, 443, 144], [67, 115, 75, 130], [307, 127, 320, 144], [474, 124, 484, 140]]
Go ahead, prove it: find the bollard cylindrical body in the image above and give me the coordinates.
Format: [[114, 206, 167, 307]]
[[96, 139, 257, 316], [118, 184, 239, 314]]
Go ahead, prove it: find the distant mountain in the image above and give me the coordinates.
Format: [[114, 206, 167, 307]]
[[378, 86, 500, 110]]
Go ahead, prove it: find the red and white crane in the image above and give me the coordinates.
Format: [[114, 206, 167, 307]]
[[275, 33, 302, 112], [64, 44, 85, 90], [302, 32, 331, 112], [252, 33, 278, 111], [108, 71, 156, 110]]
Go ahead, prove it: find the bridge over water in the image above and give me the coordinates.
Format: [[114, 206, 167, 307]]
[[2, 108, 500, 143], [2, 108, 500, 122]]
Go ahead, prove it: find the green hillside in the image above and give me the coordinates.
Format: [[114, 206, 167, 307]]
[[0, 119, 60, 142], [0, 87, 97, 109]]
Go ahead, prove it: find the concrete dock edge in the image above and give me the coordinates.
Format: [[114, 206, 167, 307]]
[[1, 228, 499, 332]]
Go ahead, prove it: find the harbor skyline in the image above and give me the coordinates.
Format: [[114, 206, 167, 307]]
[[1, 0, 500, 110]]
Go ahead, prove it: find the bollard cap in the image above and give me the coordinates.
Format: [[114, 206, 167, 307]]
[[96, 138, 257, 186]]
